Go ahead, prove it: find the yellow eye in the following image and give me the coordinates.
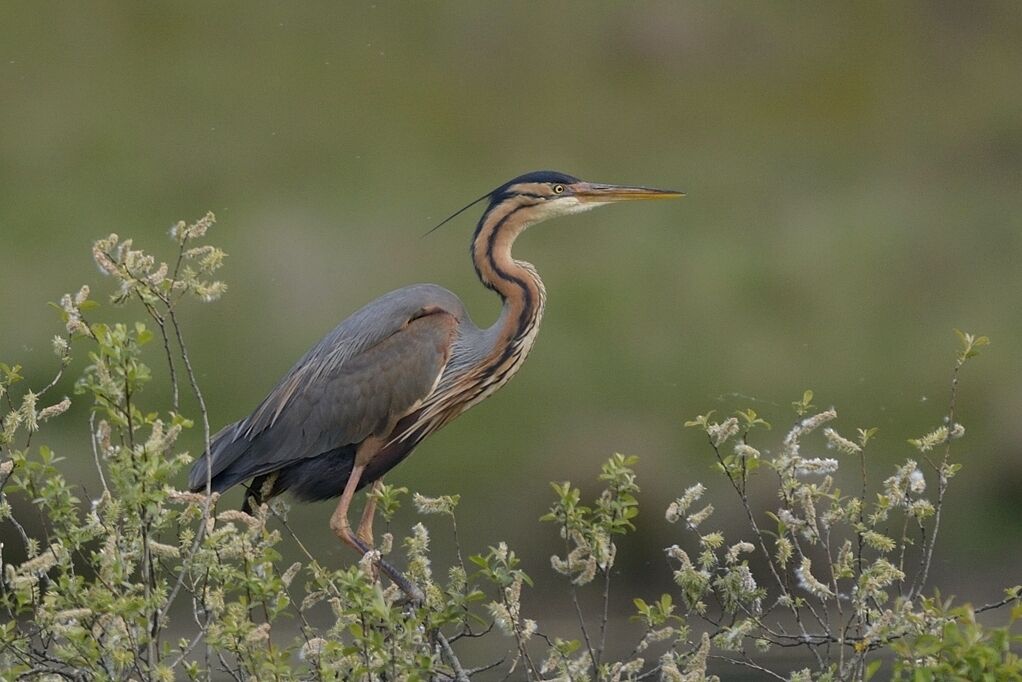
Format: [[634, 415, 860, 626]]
[[552, 184, 565, 194]]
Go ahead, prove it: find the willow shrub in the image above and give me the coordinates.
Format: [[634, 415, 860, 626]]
[[1, 217, 1018, 681]]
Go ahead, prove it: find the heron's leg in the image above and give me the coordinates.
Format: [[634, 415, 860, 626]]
[[329, 463, 366, 551], [331, 444, 424, 603], [356, 480, 383, 548], [242, 472, 277, 515]]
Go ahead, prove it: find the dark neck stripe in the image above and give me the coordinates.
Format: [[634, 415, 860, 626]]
[[481, 203, 536, 328], [470, 199, 544, 370], [473, 200, 532, 292]]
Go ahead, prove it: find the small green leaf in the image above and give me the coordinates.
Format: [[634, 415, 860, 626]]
[[684, 411, 715, 429], [735, 408, 771, 431], [792, 389, 816, 416]]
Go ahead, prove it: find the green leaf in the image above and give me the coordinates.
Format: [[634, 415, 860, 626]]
[[954, 329, 991, 362], [735, 408, 771, 431], [0, 363, 23, 385], [765, 511, 786, 534], [684, 411, 715, 429], [792, 389, 815, 416], [858, 426, 879, 447]]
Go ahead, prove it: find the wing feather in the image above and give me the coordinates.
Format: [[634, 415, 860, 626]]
[[188, 285, 463, 492]]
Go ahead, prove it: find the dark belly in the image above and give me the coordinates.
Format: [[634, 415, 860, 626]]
[[269, 412, 430, 503]]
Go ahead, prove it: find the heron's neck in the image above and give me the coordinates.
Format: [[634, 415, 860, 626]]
[[471, 197, 547, 347]]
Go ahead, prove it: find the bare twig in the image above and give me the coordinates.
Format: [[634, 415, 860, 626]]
[[462, 657, 506, 676], [437, 632, 471, 682], [597, 564, 612, 668], [570, 583, 598, 676], [709, 654, 787, 680], [976, 592, 1022, 614], [910, 356, 964, 600], [140, 298, 179, 409]]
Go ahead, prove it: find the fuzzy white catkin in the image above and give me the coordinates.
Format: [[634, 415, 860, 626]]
[[823, 427, 861, 454]]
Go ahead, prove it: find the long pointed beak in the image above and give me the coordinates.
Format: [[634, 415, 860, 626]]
[[572, 182, 684, 203]]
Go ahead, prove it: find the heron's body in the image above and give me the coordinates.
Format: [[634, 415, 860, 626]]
[[187, 170, 679, 598], [195, 277, 541, 501]]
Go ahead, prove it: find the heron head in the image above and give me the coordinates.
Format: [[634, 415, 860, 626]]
[[490, 170, 684, 221], [427, 170, 683, 236]]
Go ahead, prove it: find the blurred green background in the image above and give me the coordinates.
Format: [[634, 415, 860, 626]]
[[2, 0, 1020, 648]]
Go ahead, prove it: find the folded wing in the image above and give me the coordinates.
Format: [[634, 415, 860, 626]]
[[188, 285, 463, 493]]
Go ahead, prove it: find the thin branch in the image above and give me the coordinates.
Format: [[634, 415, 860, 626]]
[[976, 592, 1022, 614], [709, 654, 787, 680], [597, 563, 612, 667], [462, 657, 506, 676], [449, 622, 495, 643], [156, 301, 219, 626], [570, 584, 598, 676], [437, 632, 471, 682], [139, 298, 179, 409], [910, 357, 963, 600], [87, 412, 110, 495]]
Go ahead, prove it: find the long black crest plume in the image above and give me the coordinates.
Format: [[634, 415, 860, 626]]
[[423, 188, 494, 236]]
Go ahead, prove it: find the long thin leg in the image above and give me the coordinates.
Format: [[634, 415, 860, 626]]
[[242, 472, 276, 515], [330, 463, 366, 550], [356, 480, 383, 547], [330, 466, 424, 603]]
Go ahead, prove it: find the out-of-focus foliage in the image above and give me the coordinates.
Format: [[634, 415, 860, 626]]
[[2, 2, 1021, 664], [1, 225, 1018, 679], [892, 592, 1022, 681]]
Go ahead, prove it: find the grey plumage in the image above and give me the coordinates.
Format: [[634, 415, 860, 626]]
[[188, 284, 471, 500]]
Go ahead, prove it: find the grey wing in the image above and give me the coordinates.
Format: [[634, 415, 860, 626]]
[[188, 286, 463, 493]]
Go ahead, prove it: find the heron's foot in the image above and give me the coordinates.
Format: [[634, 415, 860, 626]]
[[356, 480, 381, 548], [355, 524, 374, 549], [358, 546, 382, 583], [329, 471, 420, 602]]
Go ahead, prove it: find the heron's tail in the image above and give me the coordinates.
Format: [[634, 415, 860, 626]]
[[187, 425, 360, 503], [187, 421, 252, 493]]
